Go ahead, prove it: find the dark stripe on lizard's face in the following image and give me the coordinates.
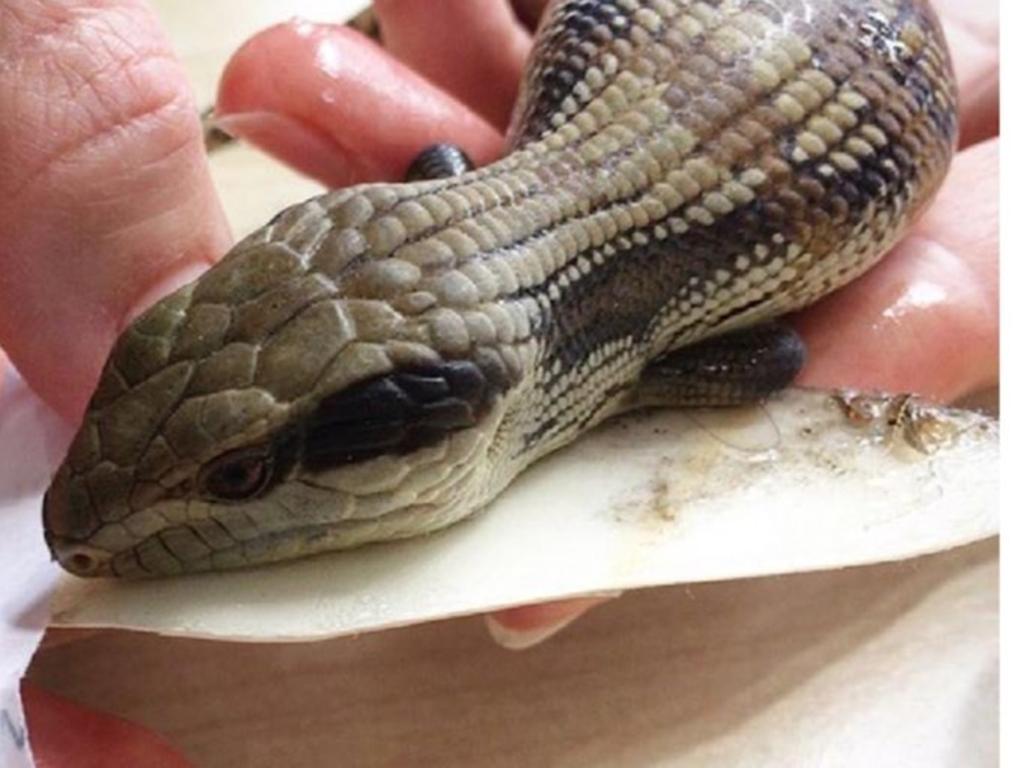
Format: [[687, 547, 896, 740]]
[[194, 360, 507, 502], [299, 360, 498, 472]]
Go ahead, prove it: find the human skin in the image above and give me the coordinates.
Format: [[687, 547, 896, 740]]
[[0, 0, 997, 761]]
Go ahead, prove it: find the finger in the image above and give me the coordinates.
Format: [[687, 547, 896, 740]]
[[793, 138, 999, 403], [931, 0, 999, 147], [0, 0, 231, 421], [374, 0, 532, 128], [485, 593, 620, 650], [22, 682, 191, 768], [956, 73, 998, 150], [510, 0, 550, 30], [216, 22, 504, 188]]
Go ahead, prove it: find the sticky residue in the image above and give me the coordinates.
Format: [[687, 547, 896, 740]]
[[833, 390, 989, 456]]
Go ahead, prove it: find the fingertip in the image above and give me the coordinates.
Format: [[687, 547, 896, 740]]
[[214, 110, 365, 187], [485, 593, 621, 650], [958, 72, 999, 149], [0, 0, 232, 421], [485, 613, 577, 651], [22, 682, 191, 768], [793, 138, 999, 404], [374, 0, 532, 128], [510, 0, 550, 30], [793, 236, 996, 402], [217, 21, 504, 187]]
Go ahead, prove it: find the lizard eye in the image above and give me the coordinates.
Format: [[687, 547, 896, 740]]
[[201, 448, 273, 502]]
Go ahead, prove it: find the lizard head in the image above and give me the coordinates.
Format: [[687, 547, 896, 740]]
[[43, 186, 529, 577]]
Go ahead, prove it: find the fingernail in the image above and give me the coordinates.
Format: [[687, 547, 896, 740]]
[[214, 111, 360, 185], [484, 591, 623, 651], [484, 612, 580, 651], [214, 110, 293, 140]]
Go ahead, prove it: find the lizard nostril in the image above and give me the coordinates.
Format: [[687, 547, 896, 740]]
[[51, 541, 109, 577], [68, 551, 97, 574]]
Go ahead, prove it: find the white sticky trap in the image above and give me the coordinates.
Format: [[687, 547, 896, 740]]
[[47, 389, 998, 642]]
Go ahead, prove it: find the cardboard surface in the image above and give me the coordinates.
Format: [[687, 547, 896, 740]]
[[30, 541, 998, 767]]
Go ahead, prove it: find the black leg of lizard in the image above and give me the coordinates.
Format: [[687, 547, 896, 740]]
[[635, 322, 807, 408], [405, 143, 475, 181]]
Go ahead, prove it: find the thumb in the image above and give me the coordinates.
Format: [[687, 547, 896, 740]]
[[0, 0, 232, 421]]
